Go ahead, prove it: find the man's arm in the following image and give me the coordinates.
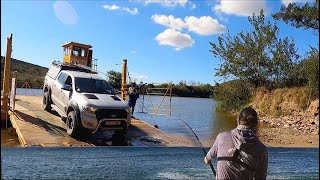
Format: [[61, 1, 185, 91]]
[[204, 133, 220, 164], [254, 149, 268, 180]]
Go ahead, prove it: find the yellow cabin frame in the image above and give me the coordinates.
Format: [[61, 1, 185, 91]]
[[61, 42, 93, 67]]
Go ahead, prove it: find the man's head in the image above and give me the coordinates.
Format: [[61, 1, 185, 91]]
[[237, 107, 258, 127]]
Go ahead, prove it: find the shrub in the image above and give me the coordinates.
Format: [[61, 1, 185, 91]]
[[212, 79, 254, 113]]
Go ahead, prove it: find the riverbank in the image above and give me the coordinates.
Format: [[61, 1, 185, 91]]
[[257, 113, 319, 148], [249, 88, 319, 148]]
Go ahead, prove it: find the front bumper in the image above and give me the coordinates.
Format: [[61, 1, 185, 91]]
[[80, 109, 131, 133]]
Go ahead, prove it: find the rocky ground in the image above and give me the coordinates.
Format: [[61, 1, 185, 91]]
[[257, 113, 319, 148]]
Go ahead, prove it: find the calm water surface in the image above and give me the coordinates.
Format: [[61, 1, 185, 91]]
[[134, 95, 237, 143], [1, 147, 319, 179]]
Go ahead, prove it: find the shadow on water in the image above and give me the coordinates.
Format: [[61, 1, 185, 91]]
[[84, 132, 129, 146]]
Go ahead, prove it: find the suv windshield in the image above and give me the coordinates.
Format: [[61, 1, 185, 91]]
[[75, 77, 115, 94]]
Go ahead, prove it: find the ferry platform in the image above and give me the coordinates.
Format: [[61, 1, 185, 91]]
[[8, 95, 196, 147]]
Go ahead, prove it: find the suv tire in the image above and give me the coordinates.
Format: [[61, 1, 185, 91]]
[[43, 92, 52, 111], [66, 110, 86, 137]]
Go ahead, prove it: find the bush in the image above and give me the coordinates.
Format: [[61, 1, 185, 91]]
[[212, 80, 254, 113], [300, 50, 319, 99]]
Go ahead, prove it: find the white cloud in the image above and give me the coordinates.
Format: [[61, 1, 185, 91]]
[[185, 16, 226, 35], [282, 0, 314, 6], [102, 4, 138, 15], [129, 72, 149, 82], [123, 7, 138, 15], [133, 0, 188, 7], [151, 14, 186, 31], [151, 14, 226, 35], [102, 5, 120, 10], [213, 0, 268, 17], [155, 29, 194, 50], [53, 1, 78, 25], [130, 50, 137, 53]]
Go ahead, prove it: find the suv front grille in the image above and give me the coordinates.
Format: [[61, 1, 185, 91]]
[[95, 109, 127, 121]]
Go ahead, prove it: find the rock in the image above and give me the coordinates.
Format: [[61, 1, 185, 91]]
[[284, 123, 290, 128], [307, 99, 319, 116]]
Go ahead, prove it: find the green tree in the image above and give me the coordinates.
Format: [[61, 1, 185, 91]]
[[270, 37, 301, 88], [212, 80, 253, 113], [272, 0, 319, 33], [300, 48, 319, 98], [210, 10, 299, 88], [106, 70, 122, 90]]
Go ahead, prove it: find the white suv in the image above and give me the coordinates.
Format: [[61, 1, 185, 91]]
[[43, 63, 131, 137]]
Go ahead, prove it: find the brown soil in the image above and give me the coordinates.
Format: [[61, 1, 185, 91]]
[[257, 125, 319, 148], [250, 89, 319, 148]]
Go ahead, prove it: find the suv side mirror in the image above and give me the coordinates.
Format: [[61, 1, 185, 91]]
[[62, 84, 72, 91]]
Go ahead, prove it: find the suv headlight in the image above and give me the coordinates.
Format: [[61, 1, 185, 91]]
[[83, 105, 97, 113]]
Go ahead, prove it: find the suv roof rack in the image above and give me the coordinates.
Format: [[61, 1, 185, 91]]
[[52, 60, 97, 73]]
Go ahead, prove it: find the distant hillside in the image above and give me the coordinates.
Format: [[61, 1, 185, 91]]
[[1, 56, 48, 88]]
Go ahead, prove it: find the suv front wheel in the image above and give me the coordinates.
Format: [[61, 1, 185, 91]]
[[66, 110, 86, 138]]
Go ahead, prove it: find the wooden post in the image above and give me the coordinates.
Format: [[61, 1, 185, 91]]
[[121, 59, 127, 100], [1, 33, 13, 122]]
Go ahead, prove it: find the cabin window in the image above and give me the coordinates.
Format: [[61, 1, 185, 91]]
[[64, 47, 69, 56], [81, 49, 87, 57], [72, 47, 81, 57], [72, 46, 87, 58]]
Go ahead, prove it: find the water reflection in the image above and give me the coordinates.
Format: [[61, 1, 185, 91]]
[[210, 111, 237, 140]]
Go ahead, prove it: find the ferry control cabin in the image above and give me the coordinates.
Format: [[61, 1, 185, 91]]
[[61, 42, 96, 70]]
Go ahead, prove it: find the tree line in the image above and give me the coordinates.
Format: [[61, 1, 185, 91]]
[[211, 0, 319, 112], [106, 70, 213, 98]]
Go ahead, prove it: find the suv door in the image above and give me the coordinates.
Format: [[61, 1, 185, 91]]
[[60, 75, 73, 113], [52, 72, 68, 110]]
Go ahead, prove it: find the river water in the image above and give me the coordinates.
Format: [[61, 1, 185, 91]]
[[1, 147, 319, 179], [1, 89, 319, 179]]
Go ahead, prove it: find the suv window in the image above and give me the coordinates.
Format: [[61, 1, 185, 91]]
[[75, 77, 115, 94], [65, 76, 73, 87], [57, 73, 67, 85]]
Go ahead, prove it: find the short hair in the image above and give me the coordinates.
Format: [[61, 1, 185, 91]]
[[238, 107, 258, 127]]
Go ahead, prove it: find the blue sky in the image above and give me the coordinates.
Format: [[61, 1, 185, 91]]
[[1, 0, 318, 85]]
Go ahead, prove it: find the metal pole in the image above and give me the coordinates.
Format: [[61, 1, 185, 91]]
[[142, 85, 145, 113], [121, 59, 127, 100], [169, 83, 172, 116]]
